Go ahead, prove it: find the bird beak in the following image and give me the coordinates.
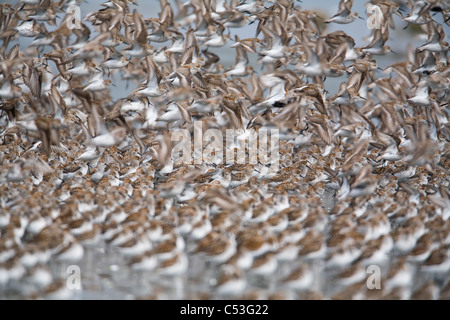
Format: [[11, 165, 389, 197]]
[[358, 16, 365, 20]]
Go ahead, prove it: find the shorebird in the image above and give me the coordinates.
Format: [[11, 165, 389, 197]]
[[235, 0, 265, 14], [82, 71, 113, 92], [249, 74, 287, 113], [87, 105, 127, 147], [258, 24, 287, 64], [412, 50, 438, 75], [102, 55, 131, 71], [402, 1, 434, 25], [325, 0, 362, 24], [361, 21, 395, 55], [407, 81, 432, 106], [0, 79, 22, 99], [202, 25, 230, 48], [133, 56, 166, 97], [215, 264, 247, 297], [0, 0, 448, 301], [417, 22, 449, 53], [66, 61, 101, 77], [281, 263, 314, 292], [294, 33, 328, 78], [226, 37, 253, 77], [15, 20, 40, 37]]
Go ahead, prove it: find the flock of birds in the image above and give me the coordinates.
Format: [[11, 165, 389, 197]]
[[0, 0, 449, 300]]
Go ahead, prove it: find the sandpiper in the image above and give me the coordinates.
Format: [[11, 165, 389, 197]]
[[0, 0, 448, 301], [325, 0, 362, 24]]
